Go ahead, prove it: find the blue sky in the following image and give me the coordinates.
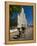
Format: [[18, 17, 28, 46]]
[[23, 6, 33, 25], [11, 6, 33, 25]]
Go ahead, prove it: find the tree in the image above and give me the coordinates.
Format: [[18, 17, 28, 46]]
[[9, 5, 21, 29], [10, 5, 21, 15]]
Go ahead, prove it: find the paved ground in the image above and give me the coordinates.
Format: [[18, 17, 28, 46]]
[[9, 26, 33, 40]]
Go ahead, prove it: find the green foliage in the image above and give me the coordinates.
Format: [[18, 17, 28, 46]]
[[9, 5, 21, 15], [9, 5, 21, 29]]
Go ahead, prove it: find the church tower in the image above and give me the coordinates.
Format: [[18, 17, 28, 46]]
[[17, 8, 27, 28]]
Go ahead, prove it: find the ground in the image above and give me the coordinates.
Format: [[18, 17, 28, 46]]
[[9, 26, 33, 41]]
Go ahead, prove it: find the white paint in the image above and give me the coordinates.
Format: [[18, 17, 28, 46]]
[[10, 29, 17, 32]]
